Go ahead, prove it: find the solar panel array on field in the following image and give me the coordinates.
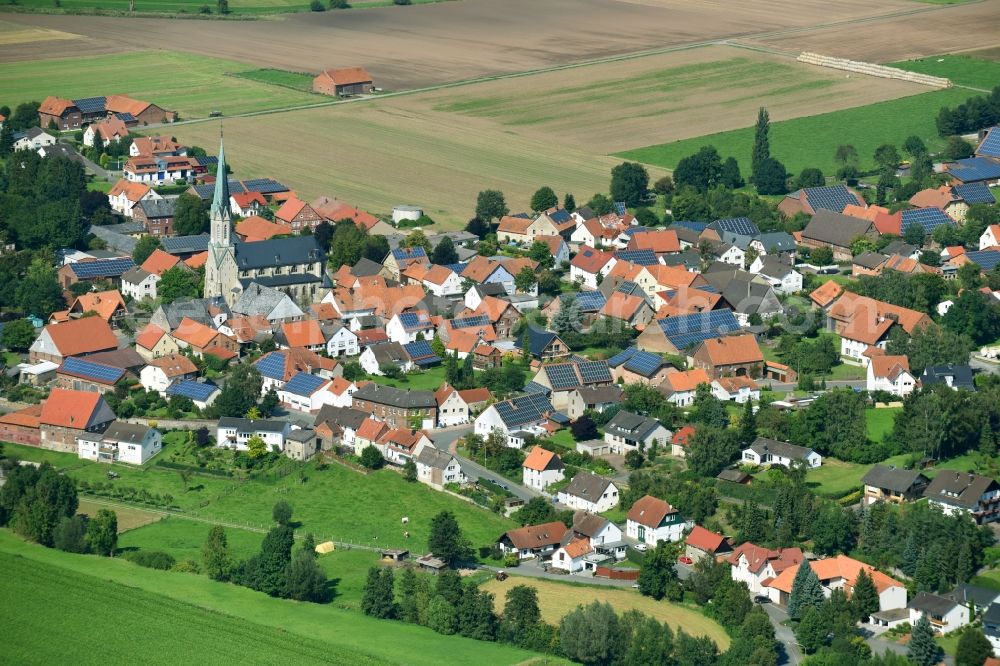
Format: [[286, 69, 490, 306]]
[[900, 207, 954, 235], [166, 380, 219, 402], [657, 310, 740, 351], [495, 392, 555, 428], [803, 185, 858, 213], [70, 258, 135, 278], [60, 357, 124, 384], [283, 372, 327, 396], [254, 351, 287, 380], [623, 351, 663, 377]]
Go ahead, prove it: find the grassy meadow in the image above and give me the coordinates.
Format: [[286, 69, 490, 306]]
[[0, 532, 549, 665], [481, 577, 730, 649], [0, 50, 321, 119], [866, 407, 901, 444], [616, 88, 971, 176], [231, 68, 317, 92], [890, 55, 1000, 91]]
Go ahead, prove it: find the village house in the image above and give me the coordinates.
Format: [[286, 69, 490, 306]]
[[569, 247, 617, 289], [474, 392, 563, 447], [909, 592, 971, 635], [626, 495, 691, 546], [671, 425, 695, 458], [39, 388, 117, 453], [765, 555, 907, 613], [359, 342, 412, 376], [516, 326, 570, 362], [78, 422, 162, 465], [920, 364, 976, 391], [529, 358, 613, 410], [862, 465, 931, 506], [83, 116, 129, 147], [276, 319, 326, 352], [778, 184, 865, 217], [134, 324, 180, 361], [685, 525, 731, 564], [139, 353, 199, 394], [434, 385, 491, 427], [711, 375, 761, 403], [497, 521, 568, 560], [352, 417, 390, 456], [379, 428, 432, 466], [603, 411, 671, 454], [800, 209, 877, 261], [690, 334, 764, 380], [606, 346, 672, 386], [422, 265, 464, 298], [981, 224, 1000, 251], [382, 246, 429, 281], [351, 383, 437, 430], [923, 471, 1000, 524], [57, 257, 136, 291], [171, 317, 239, 359], [216, 417, 291, 453], [275, 197, 323, 231], [108, 179, 160, 218], [522, 446, 565, 491], [231, 192, 268, 218], [275, 373, 340, 413], [866, 355, 916, 397], [461, 256, 517, 296], [659, 368, 711, 407], [557, 471, 620, 513], [165, 380, 220, 410], [29, 317, 119, 364], [254, 347, 339, 394], [321, 323, 359, 358], [386, 311, 436, 345], [54, 357, 125, 395], [415, 447, 467, 490], [565, 385, 623, 420], [742, 437, 822, 468], [636, 310, 741, 356], [749, 255, 803, 295], [728, 542, 804, 595]]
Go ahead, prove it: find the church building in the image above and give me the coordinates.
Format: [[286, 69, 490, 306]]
[[204, 140, 328, 307]]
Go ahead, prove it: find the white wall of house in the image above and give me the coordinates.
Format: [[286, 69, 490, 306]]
[[523, 465, 564, 490], [841, 335, 886, 363], [122, 273, 159, 301], [557, 483, 620, 513], [550, 546, 587, 573], [139, 366, 173, 394], [215, 425, 288, 452], [438, 391, 470, 427], [424, 272, 464, 297], [741, 448, 822, 468], [866, 365, 916, 397], [626, 516, 691, 546], [116, 430, 163, 465], [909, 604, 970, 635], [730, 556, 776, 595], [326, 327, 359, 357]]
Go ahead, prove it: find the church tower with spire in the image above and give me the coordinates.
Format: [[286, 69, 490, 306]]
[[203, 139, 240, 306]]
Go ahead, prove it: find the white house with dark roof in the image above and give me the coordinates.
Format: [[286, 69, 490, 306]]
[[603, 411, 671, 455], [78, 421, 162, 465], [909, 592, 970, 635], [557, 471, 619, 513], [742, 437, 821, 468], [415, 447, 467, 490], [216, 417, 291, 452], [474, 392, 559, 447], [923, 471, 1000, 523]]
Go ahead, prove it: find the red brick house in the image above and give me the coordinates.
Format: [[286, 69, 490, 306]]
[[313, 67, 374, 96], [275, 197, 323, 232], [38, 388, 117, 453], [38, 96, 82, 130]]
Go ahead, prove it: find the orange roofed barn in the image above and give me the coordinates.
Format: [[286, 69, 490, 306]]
[[313, 67, 374, 97]]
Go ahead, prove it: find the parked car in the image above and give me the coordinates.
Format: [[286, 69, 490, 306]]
[[753, 594, 770, 604], [678, 556, 693, 565], [634, 543, 649, 552]]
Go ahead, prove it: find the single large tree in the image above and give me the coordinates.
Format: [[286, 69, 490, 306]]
[[283, 549, 329, 603], [475, 190, 508, 223], [132, 234, 163, 265], [86, 509, 118, 556], [530, 186, 558, 212], [458, 585, 498, 641], [157, 267, 200, 303], [907, 614, 942, 666], [430, 235, 459, 265], [427, 510, 470, 567], [787, 562, 824, 620], [499, 584, 542, 645], [851, 568, 879, 622], [202, 525, 232, 581], [240, 525, 294, 597], [172, 194, 210, 236], [956, 627, 993, 666], [794, 606, 827, 655], [637, 540, 680, 601], [2, 318, 37, 352], [16, 257, 64, 318], [750, 107, 770, 184], [272, 500, 293, 526], [361, 566, 396, 618], [559, 601, 625, 666], [610, 162, 649, 207]]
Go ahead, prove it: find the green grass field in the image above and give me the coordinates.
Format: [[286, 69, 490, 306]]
[[0, 531, 549, 665], [230, 68, 318, 92], [0, 51, 320, 119], [890, 55, 1000, 91], [616, 88, 970, 176], [865, 408, 900, 444], [371, 365, 448, 391], [805, 457, 868, 498]]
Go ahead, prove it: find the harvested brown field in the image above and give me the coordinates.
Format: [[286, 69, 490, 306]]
[[76, 499, 163, 533], [744, 0, 1000, 64], [0, 0, 935, 90], [404, 45, 928, 154]]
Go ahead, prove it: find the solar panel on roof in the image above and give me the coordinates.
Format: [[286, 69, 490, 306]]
[[901, 207, 954, 235], [452, 315, 490, 329], [713, 217, 759, 237], [574, 291, 607, 312], [977, 128, 1000, 158], [613, 202, 627, 216], [954, 182, 996, 205], [577, 361, 611, 384], [803, 185, 858, 213], [615, 250, 659, 266], [545, 364, 581, 390], [658, 310, 739, 351], [166, 380, 218, 402], [403, 340, 435, 358], [495, 392, 554, 427], [114, 112, 136, 123], [522, 381, 551, 396], [550, 209, 572, 223], [243, 178, 288, 194], [61, 357, 124, 383], [255, 352, 286, 380], [284, 372, 327, 396], [950, 158, 1000, 183], [964, 250, 1000, 271], [73, 96, 107, 113], [392, 246, 427, 260], [623, 351, 663, 377], [445, 263, 468, 274], [607, 347, 638, 368], [70, 258, 135, 279], [673, 221, 709, 232]]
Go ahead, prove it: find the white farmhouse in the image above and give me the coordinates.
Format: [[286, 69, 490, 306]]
[[741, 437, 822, 469], [78, 422, 162, 465], [522, 446, 565, 491], [216, 417, 291, 452], [557, 471, 619, 513], [909, 592, 971, 635], [324, 324, 359, 358], [139, 354, 199, 395], [866, 355, 916, 397], [415, 447, 467, 490], [625, 495, 692, 546]]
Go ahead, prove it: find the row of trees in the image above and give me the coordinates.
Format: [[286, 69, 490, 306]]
[[936, 85, 1000, 137]]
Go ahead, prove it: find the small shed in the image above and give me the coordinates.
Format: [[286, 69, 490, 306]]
[[379, 548, 410, 562], [313, 67, 374, 97], [415, 553, 447, 574]]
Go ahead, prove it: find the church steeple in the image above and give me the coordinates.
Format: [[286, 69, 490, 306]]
[[210, 138, 231, 246]]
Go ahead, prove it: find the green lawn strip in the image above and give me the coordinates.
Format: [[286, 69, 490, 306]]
[[369, 365, 448, 390], [0, 50, 320, 119], [0, 531, 547, 665], [229, 68, 318, 93], [805, 457, 868, 498], [865, 408, 901, 444], [889, 54, 1000, 90], [615, 89, 970, 175]]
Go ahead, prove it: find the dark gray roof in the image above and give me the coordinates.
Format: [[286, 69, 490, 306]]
[[161, 234, 210, 255], [571, 511, 610, 538], [351, 257, 384, 277], [984, 601, 1000, 626], [234, 236, 324, 270], [852, 252, 888, 269], [881, 240, 918, 257], [416, 446, 459, 471], [313, 405, 368, 430], [717, 469, 751, 483], [561, 470, 614, 503], [756, 232, 797, 253], [102, 421, 154, 444], [670, 226, 702, 247], [137, 197, 177, 218], [105, 221, 146, 235], [757, 256, 797, 278], [702, 268, 781, 316], [920, 365, 975, 391], [747, 437, 815, 461], [368, 342, 409, 366], [861, 465, 929, 493], [924, 471, 1000, 509], [217, 417, 288, 434], [944, 583, 1000, 609], [572, 385, 624, 405], [153, 297, 229, 330], [604, 410, 661, 440], [286, 428, 317, 443], [909, 591, 959, 616], [352, 382, 436, 409], [515, 325, 562, 358], [660, 249, 701, 271], [86, 348, 146, 372], [802, 209, 875, 248]]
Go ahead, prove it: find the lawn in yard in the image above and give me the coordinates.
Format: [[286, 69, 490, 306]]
[[890, 55, 1000, 91], [865, 407, 901, 444], [0, 531, 546, 666], [972, 568, 1000, 592], [480, 576, 729, 649], [369, 365, 448, 391], [616, 88, 970, 176], [0, 50, 321, 119], [805, 457, 868, 499]]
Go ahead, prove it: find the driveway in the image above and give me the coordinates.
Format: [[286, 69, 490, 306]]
[[430, 425, 541, 501], [481, 559, 638, 588], [761, 602, 801, 666]]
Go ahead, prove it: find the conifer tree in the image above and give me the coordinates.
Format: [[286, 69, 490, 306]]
[[907, 614, 942, 666], [750, 107, 771, 184], [787, 562, 824, 620], [851, 569, 879, 622], [361, 566, 396, 619]]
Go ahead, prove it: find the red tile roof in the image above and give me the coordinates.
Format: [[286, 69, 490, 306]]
[[42, 317, 118, 357], [141, 249, 180, 276], [281, 319, 326, 348], [172, 318, 221, 349], [685, 525, 726, 553], [39, 388, 106, 428], [135, 323, 167, 350], [523, 446, 561, 472], [235, 215, 289, 242], [318, 66, 372, 86], [570, 246, 615, 274], [696, 334, 763, 366], [626, 495, 676, 528], [503, 521, 568, 550]]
